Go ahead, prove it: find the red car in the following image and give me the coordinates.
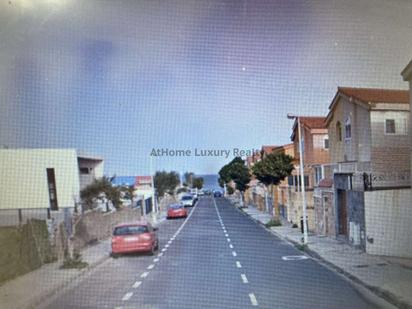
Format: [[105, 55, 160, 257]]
[[111, 222, 159, 257], [167, 203, 188, 219]]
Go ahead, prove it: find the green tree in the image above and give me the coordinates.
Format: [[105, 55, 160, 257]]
[[192, 177, 204, 190], [183, 172, 194, 187], [252, 152, 294, 218], [121, 185, 136, 207], [154, 171, 180, 197], [218, 157, 251, 202], [80, 176, 122, 211]]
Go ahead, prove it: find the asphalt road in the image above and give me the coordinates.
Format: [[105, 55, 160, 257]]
[[42, 197, 377, 309]]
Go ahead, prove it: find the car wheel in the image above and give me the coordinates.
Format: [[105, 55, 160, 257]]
[[110, 252, 119, 259]]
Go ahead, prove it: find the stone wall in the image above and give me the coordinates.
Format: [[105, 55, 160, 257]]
[[314, 189, 335, 236], [0, 219, 55, 284], [71, 207, 141, 251]]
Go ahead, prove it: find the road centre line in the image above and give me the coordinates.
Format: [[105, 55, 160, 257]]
[[132, 281, 142, 288], [122, 292, 133, 301], [140, 272, 149, 278], [249, 293, 258, 306], [241, 274, 249, 283]]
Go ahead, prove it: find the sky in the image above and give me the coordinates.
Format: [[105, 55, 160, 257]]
[[1, 0, 412, 175]]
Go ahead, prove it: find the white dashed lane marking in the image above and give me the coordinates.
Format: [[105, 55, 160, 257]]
[[232, 251, 237, 257], [147, 264, 155, 270], [227, 238, 231, 242], [249, 293, 258, 306], [153, 258, 159, 263], [236, 261, 242, 268], [122, 292, 133, 301], [132, 281, 142, 288], [241, 274, 249, 283], [140, 272, 149, 278]]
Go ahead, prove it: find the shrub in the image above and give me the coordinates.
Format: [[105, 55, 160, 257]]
[[295, 243, 308, 251], [227, 186, 234, 195], [265, 218, 282, 228], [60, 251, 88, 269], [176, 187, 188, 194]]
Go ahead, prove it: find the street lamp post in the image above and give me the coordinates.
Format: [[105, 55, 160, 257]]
[[287, 114, 308, 245]]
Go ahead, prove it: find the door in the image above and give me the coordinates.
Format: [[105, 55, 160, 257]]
[[337, 189, 348, 236]]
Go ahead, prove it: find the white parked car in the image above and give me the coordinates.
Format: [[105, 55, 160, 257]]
[[180, 195, 195, 207]]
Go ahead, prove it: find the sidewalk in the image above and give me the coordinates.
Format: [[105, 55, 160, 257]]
[[0, 211, 167, 309], [237, 202, 412, 309], [0, 239, 111, 309]]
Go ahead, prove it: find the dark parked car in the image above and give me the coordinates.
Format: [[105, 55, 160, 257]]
[[213, 190, 223, 197]]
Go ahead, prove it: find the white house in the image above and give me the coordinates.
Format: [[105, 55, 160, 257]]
[[0, 148, 103, 225]]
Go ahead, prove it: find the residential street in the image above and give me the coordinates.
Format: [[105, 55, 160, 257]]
[[37, 196, 380, 309]]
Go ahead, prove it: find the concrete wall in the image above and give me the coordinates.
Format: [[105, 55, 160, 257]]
[[0, 149, 80, 210], [364, 189, 412, 257], [370, 110, 410, 173], [328, 97, 372, 164], [287, 189, 315, 231]]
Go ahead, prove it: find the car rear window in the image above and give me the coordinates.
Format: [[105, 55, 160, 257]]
[[113, 225, 149, 236], [182, 196, 193, 200]]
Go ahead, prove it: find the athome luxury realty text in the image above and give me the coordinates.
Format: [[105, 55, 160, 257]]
[[150, 148, 259, 159]]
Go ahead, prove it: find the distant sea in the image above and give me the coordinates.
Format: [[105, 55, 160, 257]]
[[197, 174, 220, 191]]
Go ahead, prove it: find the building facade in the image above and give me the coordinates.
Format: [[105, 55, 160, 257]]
[[287, 117, 330, 231], [324, 87, 411, 255], [0, 148, 103, 225]]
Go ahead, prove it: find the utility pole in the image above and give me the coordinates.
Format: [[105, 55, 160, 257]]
[[287, 114, 308, 245]]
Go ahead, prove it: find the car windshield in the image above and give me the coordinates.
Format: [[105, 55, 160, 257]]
[[169, 204, 183, 209], [113, 225, 148, 236], [182, 196, 193, 200]]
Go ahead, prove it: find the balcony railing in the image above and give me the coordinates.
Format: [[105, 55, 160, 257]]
[[319, 162, 410, 190]]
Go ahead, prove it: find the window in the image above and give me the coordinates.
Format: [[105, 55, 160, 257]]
[[336, 122, 342, 141], [313, 135, 329, 149], [46, 168, 58, 211], [314, 166, 323, 185], [113, 225, 149, 236], [345, 117, 351, 139], [324, 138, 329, 149], [384, 118, 407, 135], [79, 167, 90, 174], [385, 119, 396, 134], [289, 175, 310, 189]]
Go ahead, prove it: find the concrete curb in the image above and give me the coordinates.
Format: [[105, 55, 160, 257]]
[[230, 200, 407, 309]]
